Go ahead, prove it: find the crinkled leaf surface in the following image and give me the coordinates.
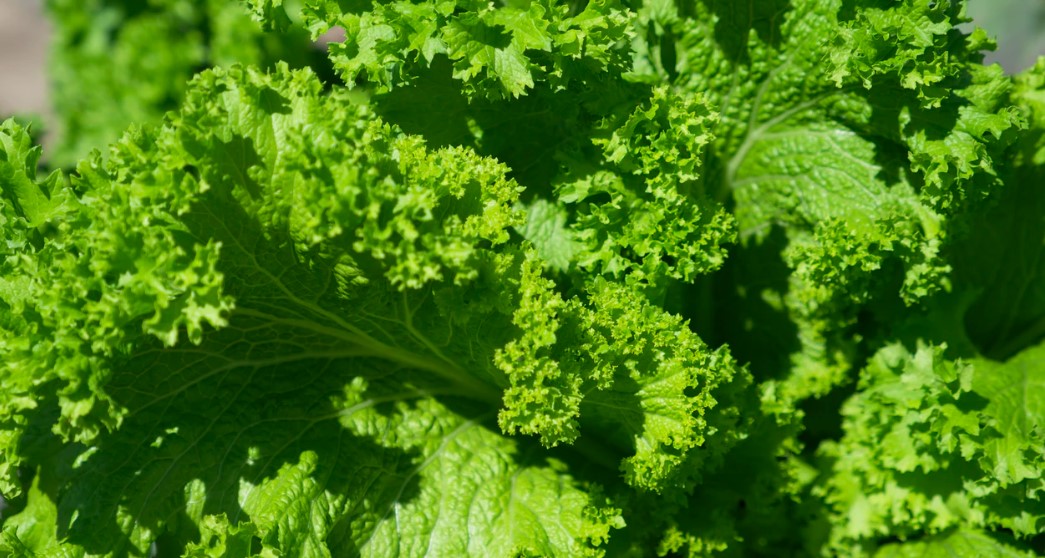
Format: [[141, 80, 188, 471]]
[[0, 61, 750, 555], [4, 0, 1045, 556], [645, 0, 1022, 399], [45, 0, 321, 166], [820, 342, 1045, 554], [874, 529, 1038, 558]]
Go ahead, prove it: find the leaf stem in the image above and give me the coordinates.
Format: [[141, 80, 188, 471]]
[[233, 307, 502, 403]]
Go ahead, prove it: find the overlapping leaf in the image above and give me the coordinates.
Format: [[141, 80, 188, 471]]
[[44, 0, 320, 166], [0, 63, 748, 555], [819, 342, 1044, 555]]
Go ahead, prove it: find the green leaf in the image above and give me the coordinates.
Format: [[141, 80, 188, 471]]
[[307, 0, 630, 99], [939, 58, 1045, 359], [969, 344, 1045, 490], [9, 0, 1045, 555], [0, 120, 71, 229], [820, 341, 1045, 552], [0, 472, 84, 557], [0, 62, 757, 554], [517, 199, 581, 273], [874, 529, 1037, 558], [650, 0, 1021, 399], [44, 0, 319, 166], [183, 514, 273, 557]]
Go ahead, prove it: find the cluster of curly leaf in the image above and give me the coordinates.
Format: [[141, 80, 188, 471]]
[[0, 0, 1042, 556]]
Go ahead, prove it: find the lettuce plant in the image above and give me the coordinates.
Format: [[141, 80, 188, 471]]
[[0, 0, 1042, 556]]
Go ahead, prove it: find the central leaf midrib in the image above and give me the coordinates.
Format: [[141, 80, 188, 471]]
[[196, 198, 503, 404], [233, 307, 502, 404]]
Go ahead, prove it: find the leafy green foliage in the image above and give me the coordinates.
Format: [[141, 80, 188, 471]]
[[43, 0, 326, 166], [819, 342, 1044, 555], [1, 0, 1044, 556], [874, 529, 1040, 558]]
